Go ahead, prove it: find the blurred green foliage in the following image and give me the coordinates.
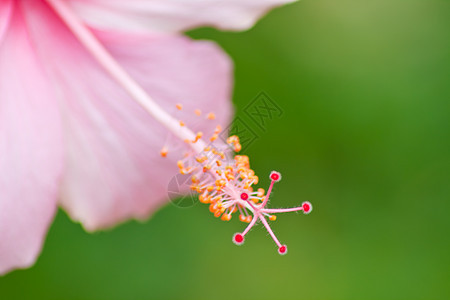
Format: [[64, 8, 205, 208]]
[[1, 0, 449, 299]]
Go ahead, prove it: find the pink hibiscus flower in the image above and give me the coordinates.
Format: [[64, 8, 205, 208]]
[[0, 0, 297, 275]]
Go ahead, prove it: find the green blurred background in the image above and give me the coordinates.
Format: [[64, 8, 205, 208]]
[[2, 0, 449, 299]]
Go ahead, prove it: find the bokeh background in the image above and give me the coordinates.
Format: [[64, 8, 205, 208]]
[[1, 0, 449, 299]]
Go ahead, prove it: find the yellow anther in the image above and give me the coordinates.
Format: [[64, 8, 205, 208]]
[[196, 156, 206, 163], [257, 188, 265, 197], [176, 103, 183, 110], [215, 179, 226, 187], [214, 211, 222, 218], [195, 109, 202, 116], [207, 112, 216, 120], [207, 186, 215, 192], [239, 215, 247, 222], [235, 155, 250, 168], [221, 214, 231, 221], [211, 196, 221, 203], [191, 176, 199, 183], [199, 195, 212, 204], [226, 174, 235, 181], [215, 125, 222, 133], [160, 146, 168, 157], [203, 165, 211, 172], [224, 170, 234, 180], [179, 120, 185, 127], [234, 144, 242, 152], [245, 216, 253, 223], [204, 146, 211, 152], [216, 160, 222, 167], [269, 215, 277, 221], [210, 134, 218, 142], [177, 161, 184, 169], [184, 139, 190, 144], [216, 170, 223, 176], [227, 135, 239, 144], [192, 131, 203, 143]]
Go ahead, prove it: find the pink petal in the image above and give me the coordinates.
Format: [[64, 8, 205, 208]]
[[65, 0, 296, 33], [0, 4, 63, 275], [0, 0, 13, 41], [23, 1, 233, 231]]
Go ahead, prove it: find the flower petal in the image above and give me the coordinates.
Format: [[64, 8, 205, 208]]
[[0, 0, 13, 42], [66, 0, 296, 33], [23, 1, 233, 231], [0, 4, 62, 275]]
